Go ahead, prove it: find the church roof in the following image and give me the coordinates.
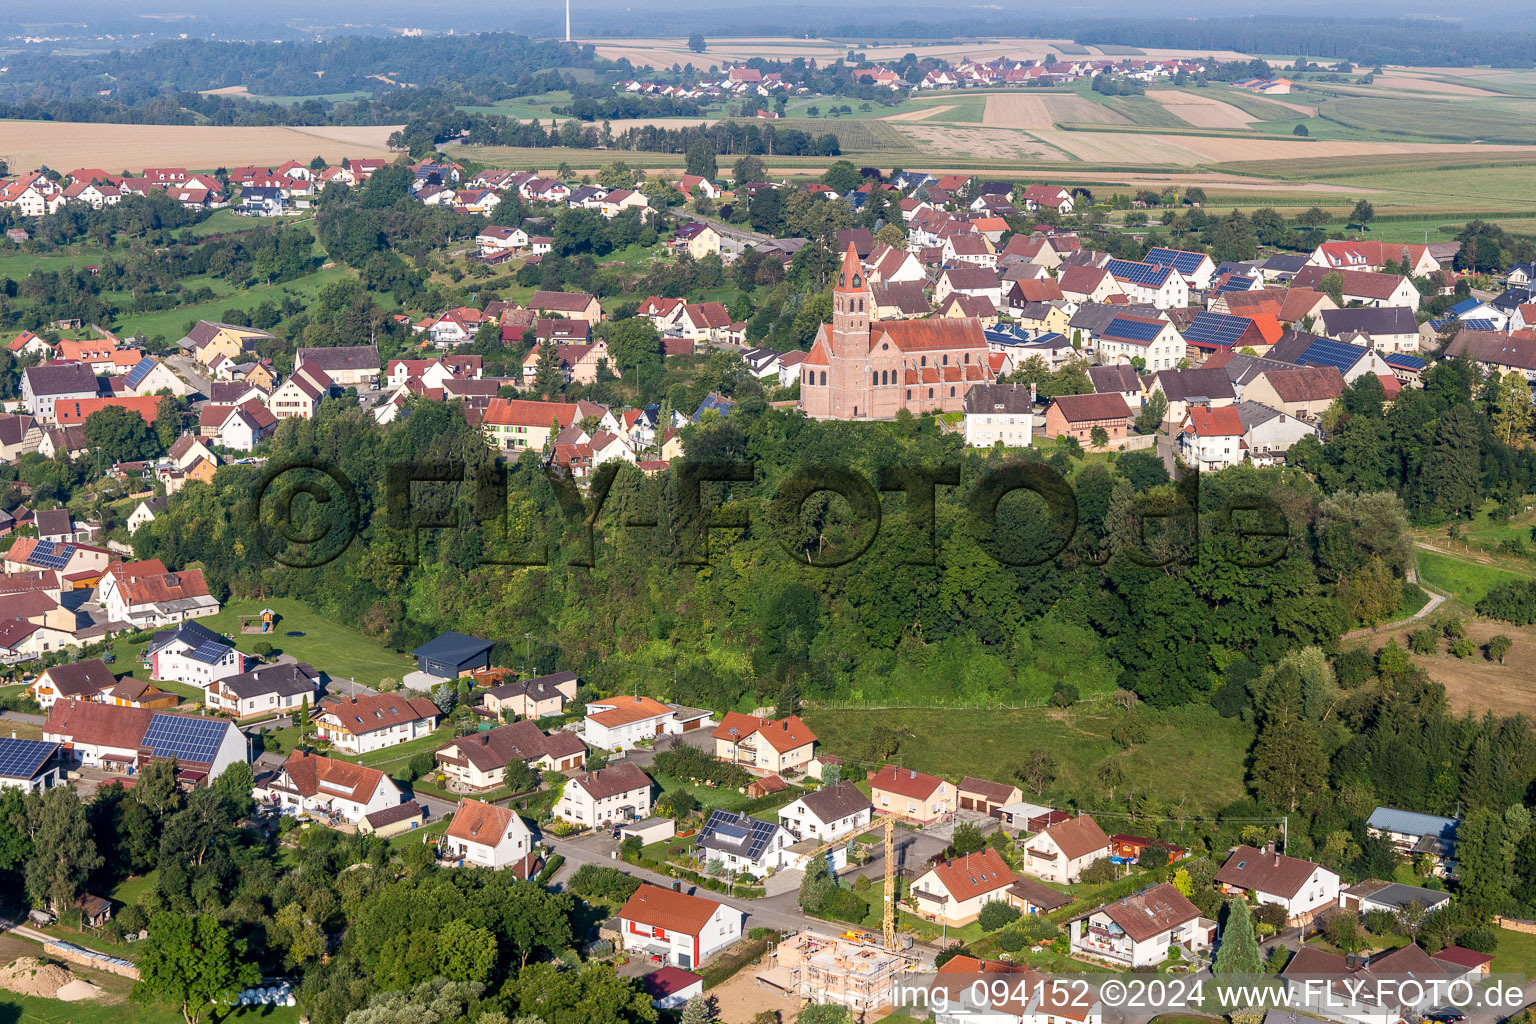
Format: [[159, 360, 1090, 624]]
[[834, 244, 867, 293]]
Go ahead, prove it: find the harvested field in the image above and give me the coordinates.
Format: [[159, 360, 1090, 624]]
[[1026, 129, 1536, 166], [1352, 619, 1536, 717], [982, 92, 1124, 129], [1373, 73, 1504, 96], [883, 104, 954, 122], [0, 120, 398, 173], [1145, 90, 1255, 130], [895, 124, 1071, 161]]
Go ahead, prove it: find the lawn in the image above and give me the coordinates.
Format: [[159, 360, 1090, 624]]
[[0, 245, 110, 280], [1415, 550, 1530, 608], [652, 772, 750, 811], [197, 600, 414, 687], [109, 871, 157, 905], [1493, 925, 1536, 975], [802, 703, 1252, 816], [0, 992, 301, 1024]]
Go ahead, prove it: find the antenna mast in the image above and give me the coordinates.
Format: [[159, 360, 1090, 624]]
[[565, 0, 571, 42]]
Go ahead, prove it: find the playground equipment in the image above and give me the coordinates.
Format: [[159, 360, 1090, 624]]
[[240, 608, 278, 634]]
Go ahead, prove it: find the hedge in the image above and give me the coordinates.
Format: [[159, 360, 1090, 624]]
[[700, 932, 780, 990]]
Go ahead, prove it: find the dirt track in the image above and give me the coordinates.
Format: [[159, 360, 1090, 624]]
[[883, 105, 954, 122]]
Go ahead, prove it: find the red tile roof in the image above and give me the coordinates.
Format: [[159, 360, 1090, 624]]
[[869, 764, 945, 800], [620, 883, 724, 934]]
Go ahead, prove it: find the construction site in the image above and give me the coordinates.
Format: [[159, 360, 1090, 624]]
[[755, 930, 923, 1017]]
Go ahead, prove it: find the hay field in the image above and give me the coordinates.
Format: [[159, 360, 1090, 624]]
[[0, 120, 397, 172], [1372, 72, 1503, 96], [894, 124, 1071, 161], [1144, 90, 1255, 129], [982, 92, 1124, 129], [1026, 128, 1536, 166]]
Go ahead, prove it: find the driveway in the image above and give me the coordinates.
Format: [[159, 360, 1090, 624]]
[[166, 354, 212, 398]]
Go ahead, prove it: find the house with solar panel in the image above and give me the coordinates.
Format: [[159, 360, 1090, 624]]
[[43, 700, 246, 782], [3, 536, 110, 578], [122, 358, 192, 398], [1104, 258, 1189, 310], [1143, 247, 1216, 291], [1318, 307, 1422, 355], [695, 808, 794, 878], [0, 737, 62, 791], [145, 620, 246, 688], [1266, 332, 1396, 385], [1092, 315, 1183, 372]]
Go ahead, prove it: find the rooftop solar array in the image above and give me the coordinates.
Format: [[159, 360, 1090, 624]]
[[1182, 311, 1251, 350], [1103, 317, 1165, 343], [1214, 275, 1258, 295], [141, 714, 230, 765], [1144, 247, 1208, 275], [1295, 337, 1370, 373], [0, 737, 58, 779], [191, 639, 233, 664], [1105, 258, 1171, 288], [1385, 353, 1428, 371], [29, 542, 76, 569], [1430, 317, 1497, 333], [697, 809, 777, 860], [125, 359, 156, 390]]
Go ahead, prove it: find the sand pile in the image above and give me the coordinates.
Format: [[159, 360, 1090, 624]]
[[56, 977, 103, 1001], [0, 956, 77, 998]]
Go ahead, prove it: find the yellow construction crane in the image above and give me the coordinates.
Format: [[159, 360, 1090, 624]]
[[796, 813, 903, 951]]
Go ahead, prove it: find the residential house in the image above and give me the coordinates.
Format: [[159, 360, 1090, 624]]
[[1093, 315, 1183, 371], [619, 884, 743, 969], [1318, 307, 1421, 354], [1292, 267, 1420, 309], [1043, 393, 1132, 445], [476, 225, 529, 254], [695, 808, 793, 878], [1149, 367, 1238, 424], [1069, 882, 1212, 968], [1439, 329, 1536, 381], [315, 693, 442, 755], [120, 358, 190, 397], [1104, 258, 1189, 310], [1088, 364, 1143, 406], [100, 559, 220, 627], [442, 798, 539, 875], [266, 365, 334, 420], [4, 537, 109, 578], [1178, 406, 1247, 472], [528, 290, 603, 324], [21, 364, 99, 423], [126, 496, 169, 535], [30, 658, 120, 710], [1308, 240, 1439, 276], [1021, 814, 1112, 884], [0, 413, 43, 461], [144, 619, 245, 687], [1280, 943, 1459, 1024], [1020, 185, 1075, 213], [679, 302, 735, 344], [0, 737, 62, 792], [712, 712, 817, 775], [584, 695, 710, 751], [480, 398, 582, 453], [294, 345, 380, 388], [1241, 366, 1345, 418], [1366, 807, 1459, 877], [909, 848, 1019, 926], [480, 669, 578, 719], [934, 266, 1004, 308], [199, 401, 277, 451], [1238, 403, 1322, 465], [43, 700, 246, 780], [205, 661, 320, 720], [962, 383, 1033, 447], [778, 782, 874, 843], [1215, 845, 1341, 923], [552, 761, 654, 827], [435, 720, 587, 790], [254, 750, 403, 824], [1338, 881, 1451, 916], [867, 764, 954, 824], [1143, 247, 1217, 290]]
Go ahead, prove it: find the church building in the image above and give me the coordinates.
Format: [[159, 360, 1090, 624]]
[[799, 245, 994, 420]]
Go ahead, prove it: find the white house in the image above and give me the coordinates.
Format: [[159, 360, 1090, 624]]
[[908, 848, 1019, 926], [100, 559, 220, 627], [145, 620, 246, 688], [205, 661, 320, 720], [1144, 247, 1217, 291], [314, 693, 442, 754], [442, 798, 539, 876], [254, 751, 403, 825], [619, 884, 744, 969], [0, 737, 61, 792], [778, 781, 874, 843], [583, 695, 710, 751], [44, 701, 246, 781], [1215, 845, 1340, 923], [1178, 406, 1247, 472], [1021, 814, 1112, 885], [1069, 882, 1212, 968], [1092, 314, 1183, 372], [1104, 259, 1189, 310], [695, 809, 793, 878], [963, 383, 1033, 447], [552, 761, 654, 828]]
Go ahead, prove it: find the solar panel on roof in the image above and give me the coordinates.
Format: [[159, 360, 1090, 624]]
[[1182, 311, 1250, 350], [1144, 247, 1208, 275], [1215, 275, 1257, 294], [1385, 353, 1427, 370], [142, 714, 228, 765], [1103, 317, 1164, 343], [0, 737, 57, 780], [1297, 337, 1368, 372], [125, 359, 155, 389], [191, 640, 231, 664], [29, 542, 74, 570], [1105, 258, 1171, 288]]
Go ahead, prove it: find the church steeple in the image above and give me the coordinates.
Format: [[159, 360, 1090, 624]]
[[832, 243, 871, 341], [835, 243, 865, 293]]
